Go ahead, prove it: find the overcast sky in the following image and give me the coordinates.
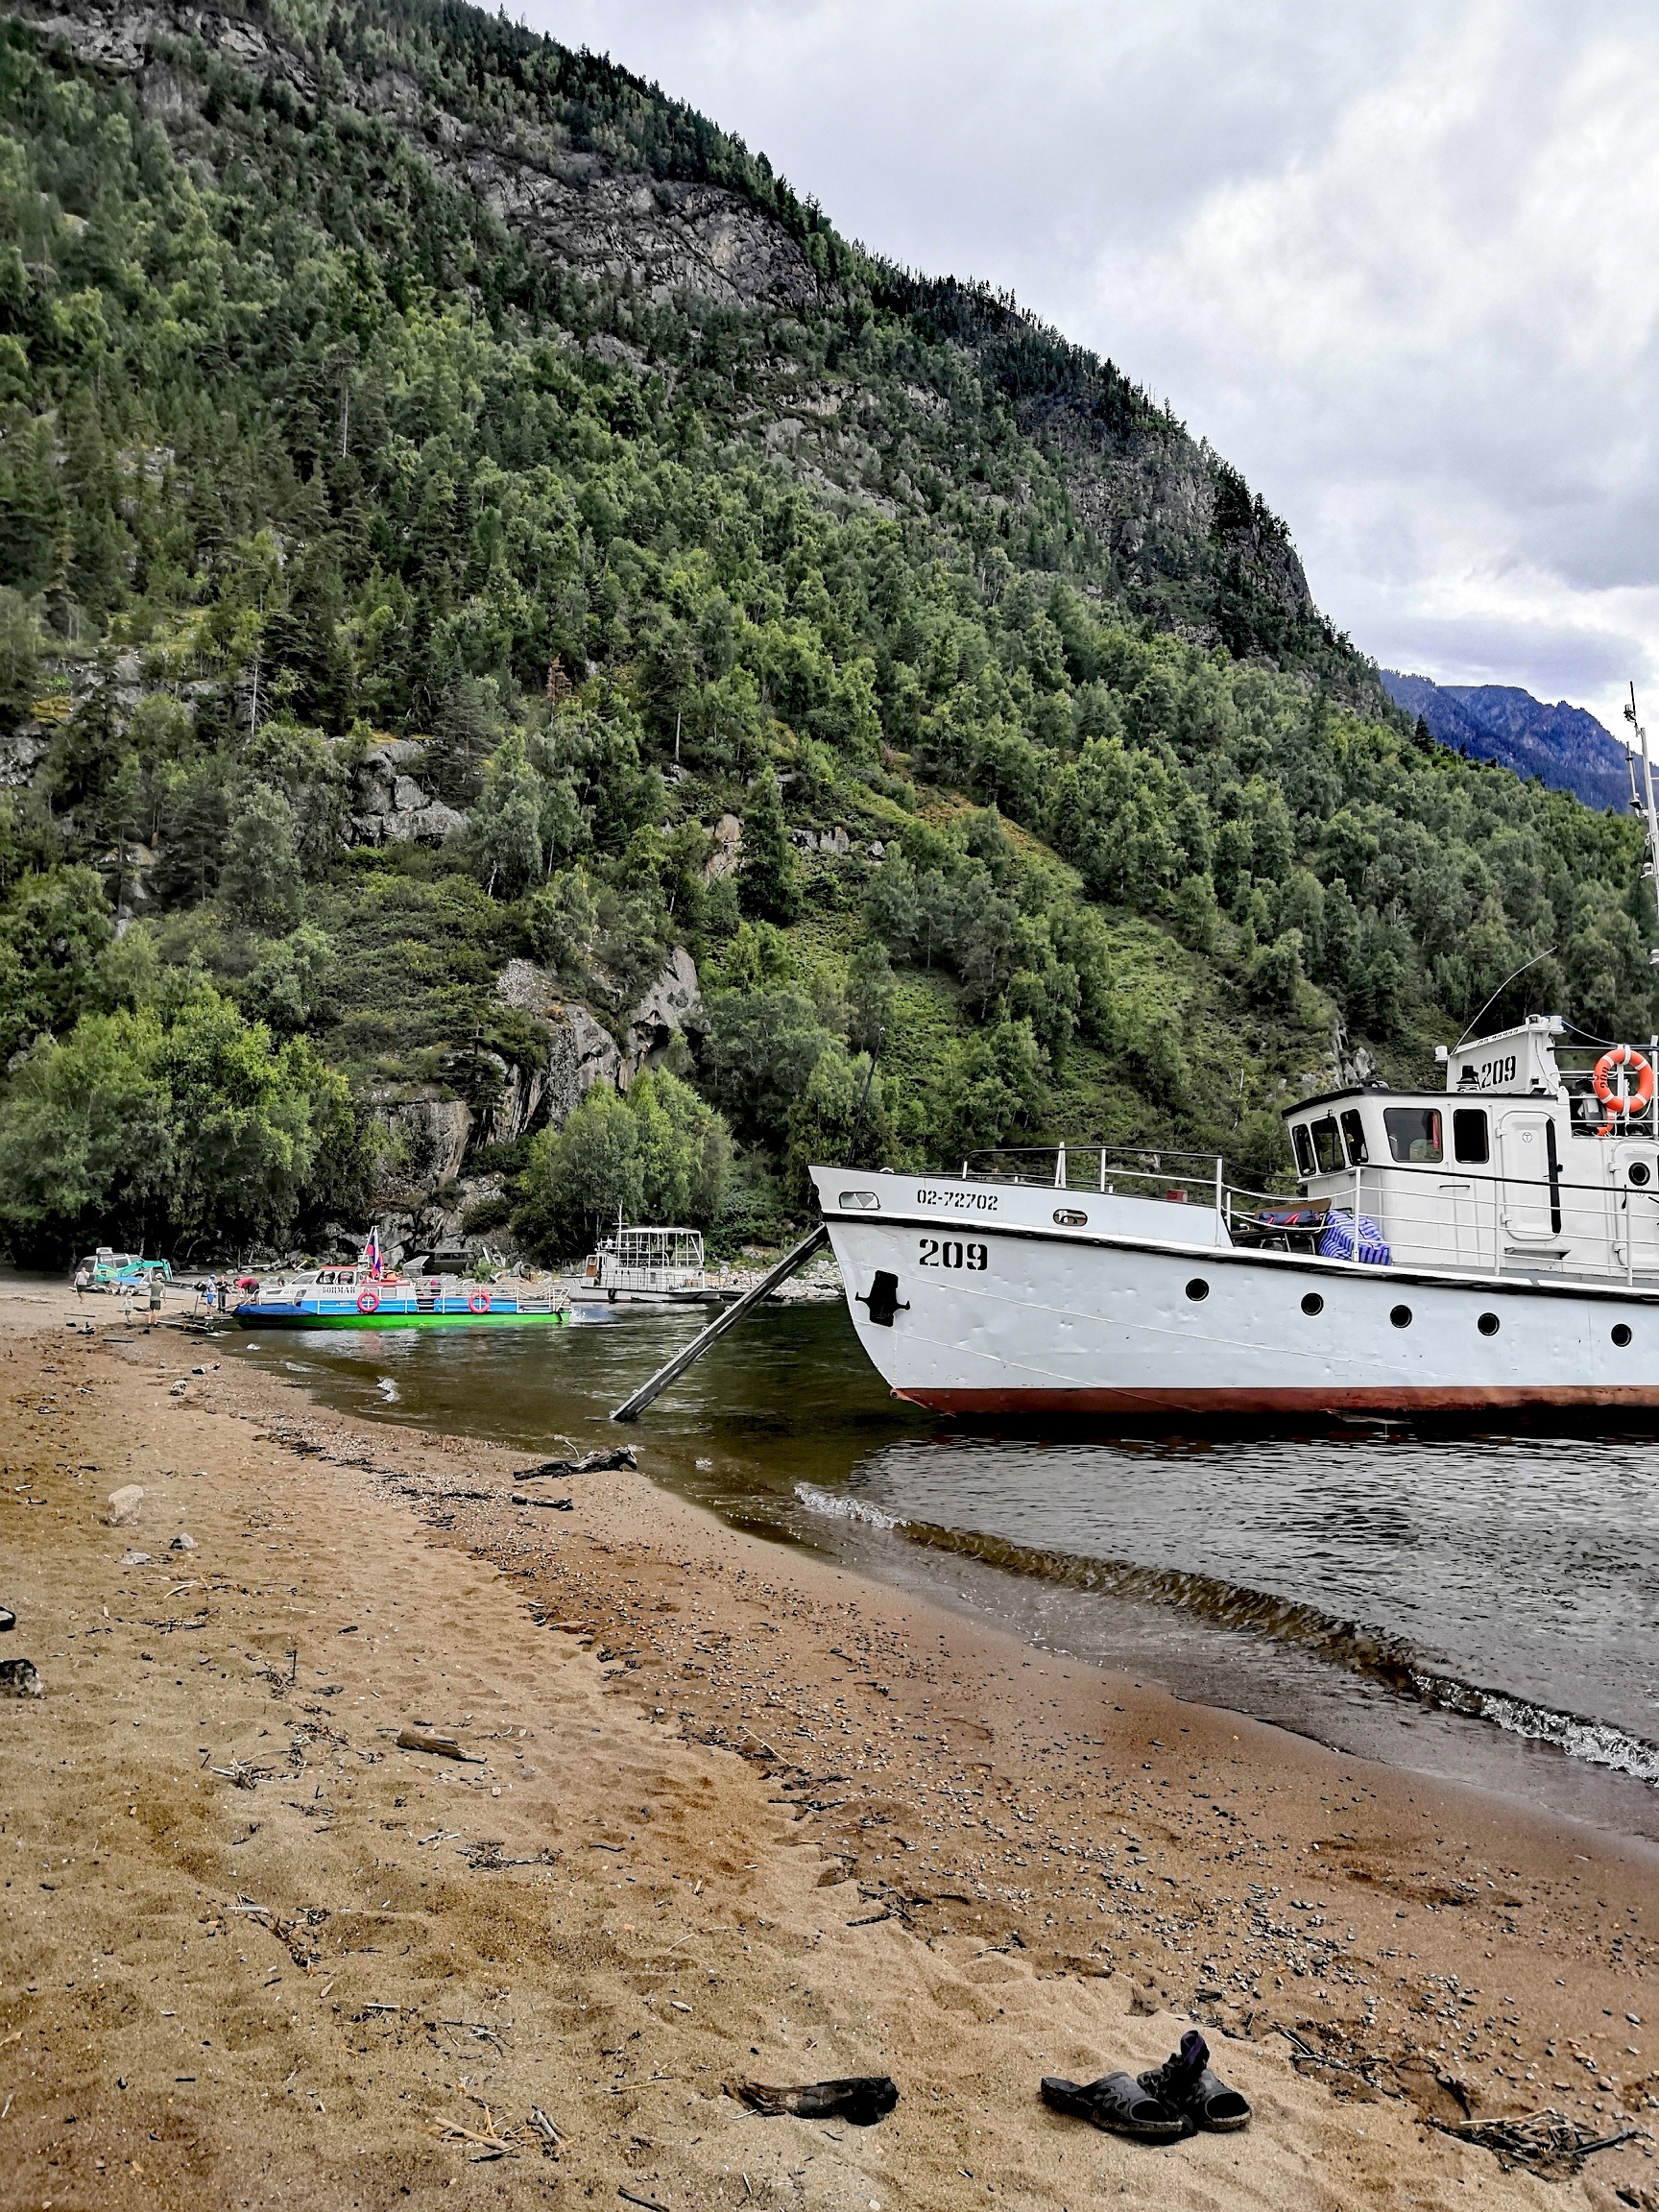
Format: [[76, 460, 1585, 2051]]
[[525, 1, 1659, 739]]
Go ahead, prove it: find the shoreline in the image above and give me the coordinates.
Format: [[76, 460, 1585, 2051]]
[[3, 1283, 1656, 2208], [230, 1292, 1659, 1849]]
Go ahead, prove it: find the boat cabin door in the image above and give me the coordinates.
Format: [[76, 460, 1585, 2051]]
[[1496, 1109, 1562, 1249], [1611, 1142, 1659, 1276]]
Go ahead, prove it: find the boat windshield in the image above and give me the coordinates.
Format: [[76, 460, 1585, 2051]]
[[1384, 1106, 1443, 1164], [1310, 1117, 1343, 1173]]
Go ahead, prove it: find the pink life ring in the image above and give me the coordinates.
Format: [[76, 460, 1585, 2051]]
[[356, 1284, 379, 1313], [468, 1287, 491, 1314]]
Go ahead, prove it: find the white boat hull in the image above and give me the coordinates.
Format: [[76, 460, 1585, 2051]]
[[808, 1168, 1659, 1419]]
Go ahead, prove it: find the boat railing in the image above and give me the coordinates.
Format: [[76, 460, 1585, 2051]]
[[1538, 1043, 1659, 1135], [960, 1143, 1654, 1286], [961, 1143, 1230, 1211], [598, 1266, 706, 1293], [1338, 1158, 1655, 1286], [1227, 1158, 1653, 1286]]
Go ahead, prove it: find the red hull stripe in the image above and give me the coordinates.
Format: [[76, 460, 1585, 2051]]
[[895, 1384, 1659, 1414]]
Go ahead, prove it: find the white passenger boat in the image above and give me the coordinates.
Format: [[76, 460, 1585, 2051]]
[[575, 1226, 709, 1305], [812, 690, 1659, 1424], [810, 1017, 1659, 1422]]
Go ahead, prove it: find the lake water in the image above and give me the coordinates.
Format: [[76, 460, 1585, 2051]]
[[230, 1298, 1659, 1845]]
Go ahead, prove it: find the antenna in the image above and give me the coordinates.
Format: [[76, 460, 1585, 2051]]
[[1453, 945, 1557, 1053], [1623, 683, 1659, 965]]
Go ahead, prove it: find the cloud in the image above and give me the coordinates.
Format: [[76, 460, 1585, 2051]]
[[522, 0, 1659, 733]]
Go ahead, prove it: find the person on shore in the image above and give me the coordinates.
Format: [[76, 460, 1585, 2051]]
[[147, 1276, 163, 1330], [119, 1284, 135, 1328], [74, 1264, 88, 1305], [201, 1278, 217, 1322]]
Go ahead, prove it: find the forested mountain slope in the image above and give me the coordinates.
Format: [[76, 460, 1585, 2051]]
[[0, 0, 1653, 1265]]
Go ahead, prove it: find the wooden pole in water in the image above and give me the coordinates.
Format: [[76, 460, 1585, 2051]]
[[609, 1224, 830, 1423], [613, 1045, 878, 1422]]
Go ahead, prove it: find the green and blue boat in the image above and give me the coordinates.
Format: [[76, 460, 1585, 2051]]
[[233, 1263, 567, 1332]]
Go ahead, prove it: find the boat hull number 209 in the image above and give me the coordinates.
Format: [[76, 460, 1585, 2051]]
[[1470, 1053, 1518, 1088], [918, 1237, 989, 1270]]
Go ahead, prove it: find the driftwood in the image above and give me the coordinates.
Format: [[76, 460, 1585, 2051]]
[[426, 2102, 517, 2160], [526, 2105, 564, 2156], [514, 1447, 637, 1480], [1426, 2108, 1647, 2180], [726, 2076, 899, 2126], [230, 1898, 328, 1970], [510, 1493, 574, 1510], [397, 1725, 484, 1764]]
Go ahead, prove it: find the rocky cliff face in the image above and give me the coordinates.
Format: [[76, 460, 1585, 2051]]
[[10, 0, 1365, 692], [20, 0, 825, 311], [349, 742, 467, 847]]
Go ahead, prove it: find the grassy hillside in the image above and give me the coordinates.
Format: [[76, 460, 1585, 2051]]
[[0, 0, 1653, 1263]]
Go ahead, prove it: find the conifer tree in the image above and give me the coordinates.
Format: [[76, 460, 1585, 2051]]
[[737, 765, 799, 924]]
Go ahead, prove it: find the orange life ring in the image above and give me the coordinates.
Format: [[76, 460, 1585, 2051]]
[[468, 1287, 491, 1314], [356, 1285, 379, 1313], [1593, 1045, 1654, 1120]]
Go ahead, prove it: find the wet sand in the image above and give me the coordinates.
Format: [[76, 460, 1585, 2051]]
[[1, 1284, 1655, 2209]]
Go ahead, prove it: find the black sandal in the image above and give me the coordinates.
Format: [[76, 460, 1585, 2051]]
[[1138, 2029, 1251, 2132], [1040, 2071, 1187, 2141]]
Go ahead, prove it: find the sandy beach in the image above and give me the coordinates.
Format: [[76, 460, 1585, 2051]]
[[1, 1281, 1655, 2210]]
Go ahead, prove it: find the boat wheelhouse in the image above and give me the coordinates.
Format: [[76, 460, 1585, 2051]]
[[1280, 1017, 1659, 1285]]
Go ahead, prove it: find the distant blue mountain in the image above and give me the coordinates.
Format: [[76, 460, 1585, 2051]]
[[1380, 672, 1632, 813]]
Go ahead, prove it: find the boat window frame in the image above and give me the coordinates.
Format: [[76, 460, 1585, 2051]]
[[1383, 1105, 1444, 1165], [1338, 1109, 1369, 1166], [1290, 1122, 1316, 1178], [1453, 1107, 1489, 1165], [1310, 1116, 1344, 1174]]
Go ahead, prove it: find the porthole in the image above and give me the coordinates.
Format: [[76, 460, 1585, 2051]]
[[1477, 1311, 1500, 1337], [1185, 1278, 1210, 1302], [1631, 1162, 1652, 1188], [1301, 1292, 1324, 1316], [1612, 1323, 1633, 1348], [1053, 1208, 1089, 1227], [1390, 1304, 1413, 1329]]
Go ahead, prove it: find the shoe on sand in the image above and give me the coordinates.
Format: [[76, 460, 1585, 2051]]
[[1138, 2029, 1252, 2132], [1039, 2071, 1187, 2140]]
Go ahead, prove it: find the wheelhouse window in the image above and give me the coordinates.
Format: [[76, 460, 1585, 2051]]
[[1339, 1110, 1369, 1165], [1384, 1106, 1443, 1164], [1311, 1117, 1343, 1173], [1453, 1108, 1489, 1165], [1291, 1122, 1316, 1178]]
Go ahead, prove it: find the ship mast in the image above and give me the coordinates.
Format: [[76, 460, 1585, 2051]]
[[1624, 683, 1659, 964]]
